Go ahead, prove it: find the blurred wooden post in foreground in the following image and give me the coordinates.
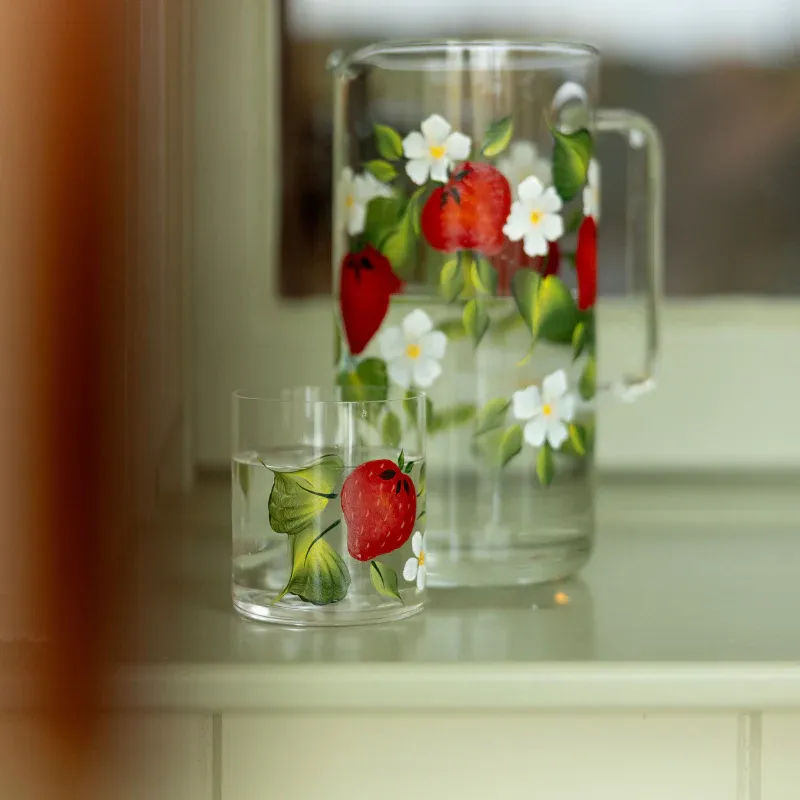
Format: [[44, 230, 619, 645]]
[[0, 0, 190, 794]]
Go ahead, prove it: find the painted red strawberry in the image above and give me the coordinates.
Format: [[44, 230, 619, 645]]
[[421, 162, 511, 256], [576, 216, 597, 310], [341, 459, 416, 562], [339, 245, 403, 355], [543, 240, 560, 277]]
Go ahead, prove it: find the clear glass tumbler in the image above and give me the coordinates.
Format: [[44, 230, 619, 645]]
[[231, 387, 427, 625], [330, 40, 663, 587]]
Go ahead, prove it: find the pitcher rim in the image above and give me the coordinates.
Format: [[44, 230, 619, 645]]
[[335, 39, 599, 73]]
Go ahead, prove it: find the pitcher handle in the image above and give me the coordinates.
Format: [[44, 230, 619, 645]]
[[595, 109, 665, 401]]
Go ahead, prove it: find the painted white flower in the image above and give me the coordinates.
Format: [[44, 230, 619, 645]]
[[502, 176, 564, 257], [582, 158, 601, 220], [512, 369, 576, 450], [339, 167, 392, 236], [402, 114, 471, 185], [379, 309, 446, 389], [497, 141, 552, 197], [403, 531, 426, 590]]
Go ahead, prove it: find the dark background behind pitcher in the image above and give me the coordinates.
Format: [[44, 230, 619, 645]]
[[279, 0, 800, 297]]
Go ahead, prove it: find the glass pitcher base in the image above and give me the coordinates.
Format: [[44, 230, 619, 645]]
[[426, 536, 592, 588]]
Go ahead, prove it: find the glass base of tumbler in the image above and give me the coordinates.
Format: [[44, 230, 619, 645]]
[[425, 535, 592, 588], [232, 586, 424, 627]]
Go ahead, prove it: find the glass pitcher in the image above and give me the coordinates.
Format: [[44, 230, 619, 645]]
[[330, 40, 663, 587]]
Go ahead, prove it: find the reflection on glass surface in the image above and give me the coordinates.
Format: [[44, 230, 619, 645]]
[[228, 579, 595, 662], [421, 580, 596, 661], [231, 612, 427, 662]]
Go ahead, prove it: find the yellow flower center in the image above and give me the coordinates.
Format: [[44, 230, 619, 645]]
[[529, 209, 543, 225], [429, 144, 446, 159], [542, 403, 553, 417], [345, 194, 354, 208], [406, 343, 422, 360], [418, 550, 425, 567]]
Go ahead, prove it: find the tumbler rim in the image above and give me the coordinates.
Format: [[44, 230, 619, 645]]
[[232, 386, 426, 408]]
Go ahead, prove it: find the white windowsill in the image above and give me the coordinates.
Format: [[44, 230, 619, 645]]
[[54, 473, 800, 712]]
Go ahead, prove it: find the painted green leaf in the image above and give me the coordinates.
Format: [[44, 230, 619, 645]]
[[449, 404, 477, 426], [482, 115, 513, 157], [379, 225, 411, 274], [299, 540, 350, 604], [436, 318, 469, 340], [498, 424, 523, 468], [536, 275, 578, 343], [439, 257, 465, 303], [568, 422, 587, 456], [551, 127, 593, 202], [565, 207, 584, 235], [470, 256, 498, 296], [511, 269, 541, 335], [456, 272, 476, 300], [579, 355, 596, 400], [399, 452, 422, 476], [336, 357, 388, 403], [463, 298, 489, 347], [572, 320, 587, 360], [378, 193, 422, 279], [381, 411, 402, 449], [474, 397, 510, 436], [276, 523, 350, 605], [266, 455, 344, 535], [430, 403, 476, 434], [416, 461, 426, 497], [581, 311, 596, 354], [408, 185, 426, 237], [536, 442, 555, 487], [583, 417, 596, 453], [361, 195, 404, 249], [511, 271, 577, 344], [235, 460, 250, 497], [374, 123, 403, 161], [334, 329, 342, 369], [515, 340, 536, 368], [583, 311, 596, 348], [364, 159, 397, 183], [370, 560, 403, 603]]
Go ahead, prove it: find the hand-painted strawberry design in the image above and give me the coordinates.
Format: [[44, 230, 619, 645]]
[[576, 216, 597, 310], [341, 459, 417, 561], [543, 240, 560, 277], [339, 245, 403, 355], [421, 162, 511, 256], [491, 239, 560, 294]]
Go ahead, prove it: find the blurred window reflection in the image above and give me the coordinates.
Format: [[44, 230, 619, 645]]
[[280, 0, 800, 296]]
